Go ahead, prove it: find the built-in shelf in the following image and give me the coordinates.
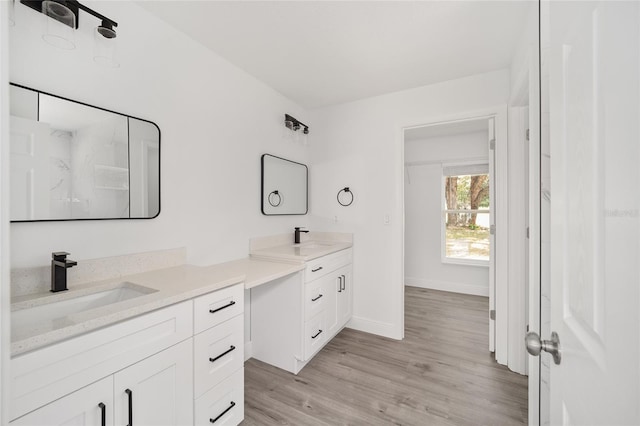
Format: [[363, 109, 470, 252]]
[[94, 165, 129, 190]]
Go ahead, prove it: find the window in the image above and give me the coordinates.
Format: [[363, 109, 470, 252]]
[[442, 163, 490, 265]]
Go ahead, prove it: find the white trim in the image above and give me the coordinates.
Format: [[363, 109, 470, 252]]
[[527, 43, 542, 426], [398, 105, 509, 366], [441, 258, 489, 267], [507, 106, 529, 375], [244, 341, 253, 362], [405, 279, 489, 297], [0, 2, 10, 423], [346, 316, 400, 340], [488, 116, 497, 354], [493, 108, 509, 365]]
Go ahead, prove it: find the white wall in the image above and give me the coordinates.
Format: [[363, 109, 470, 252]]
[[309, 69, 510, 339], [9, 1, 310, 269], [404, 130, 489, 296]]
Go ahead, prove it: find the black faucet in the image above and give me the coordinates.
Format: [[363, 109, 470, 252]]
[[51, 252, 77, 293], [294, 227, 309, 244]]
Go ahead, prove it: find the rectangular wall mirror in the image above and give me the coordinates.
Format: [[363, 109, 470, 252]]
[[9, 84, 160, 222], [261, 154, 308, 215]]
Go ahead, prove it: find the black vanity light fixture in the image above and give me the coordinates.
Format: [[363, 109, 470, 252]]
[[20, 0, 119, 66], [284, 114, 310, 135]]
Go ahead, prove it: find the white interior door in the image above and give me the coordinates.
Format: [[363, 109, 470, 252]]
[[547, 1, 640, 424]]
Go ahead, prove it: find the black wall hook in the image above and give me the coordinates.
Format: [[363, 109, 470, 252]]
[[337, 187, 354, 206]]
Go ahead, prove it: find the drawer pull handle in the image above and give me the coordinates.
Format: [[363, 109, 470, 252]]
[[341, 274, 346, 291], [210, 401, 236, 424], [338, 276, 343, 293], [125, 389, 133, 426], [209, 345, 236, 363], [209, 300, 236, 314], [311, 294, 323, 302], [98, 402, 106, 426], [312, 267, 323, 272], [312, 329, 323, 339]]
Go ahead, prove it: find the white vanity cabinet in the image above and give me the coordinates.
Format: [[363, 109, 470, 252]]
[[252, 248, 353, 374], [10, 282, 245, 426], [10, 377, 114, 426]]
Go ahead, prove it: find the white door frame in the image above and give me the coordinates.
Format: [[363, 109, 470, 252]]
[[1, 2, 12, 424], [398, 105, 509, 364]]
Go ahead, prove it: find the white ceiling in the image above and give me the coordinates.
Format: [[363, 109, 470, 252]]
[[139, 1, 532, 109]]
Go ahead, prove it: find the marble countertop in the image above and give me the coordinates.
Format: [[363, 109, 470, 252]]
[[250, 240, 353, 263], [11, 258, 304, 357]]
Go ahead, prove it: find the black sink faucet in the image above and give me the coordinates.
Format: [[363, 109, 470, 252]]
[[51, 252, 77, 293], [294, 227, 309, 244]]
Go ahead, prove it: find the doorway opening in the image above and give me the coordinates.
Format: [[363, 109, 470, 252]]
[[403, 116, 495, 340], [401, 112, 529, 422]]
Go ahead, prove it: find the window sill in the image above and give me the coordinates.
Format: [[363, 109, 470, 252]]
[[441, 258, 490, 267]]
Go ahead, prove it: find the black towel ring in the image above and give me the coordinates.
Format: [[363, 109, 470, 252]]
[[268, 190, 282, 207], [337, 187, 354, 207]]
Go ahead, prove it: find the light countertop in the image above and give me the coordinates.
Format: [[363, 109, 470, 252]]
[[250, 241, 353, 263], [11, 258, 304, 357]]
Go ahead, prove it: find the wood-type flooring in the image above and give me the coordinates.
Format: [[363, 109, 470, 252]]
[[242, 286, 528, 425]]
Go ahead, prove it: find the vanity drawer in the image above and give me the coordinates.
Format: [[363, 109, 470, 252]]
[[304, 311, 327, 360], [194, 315, 244, 398], [304, 278, 328, 321], [194, 283, 244, 334], [305, 248, 352, 282], [195, 369, 244, 426]]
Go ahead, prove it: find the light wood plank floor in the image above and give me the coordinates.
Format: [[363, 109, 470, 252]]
[[242, 287, 528, 425]]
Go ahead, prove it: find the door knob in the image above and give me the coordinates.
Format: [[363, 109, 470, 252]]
[[525, 331, 562, 365]]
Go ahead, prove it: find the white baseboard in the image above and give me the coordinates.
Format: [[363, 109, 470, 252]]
[[347, 316, 402, 340], [244, 341, 252, 362], [405, 277, 489, 297]]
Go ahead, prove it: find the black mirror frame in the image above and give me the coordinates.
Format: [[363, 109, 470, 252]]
[[261, 154, 308, 216], [9, 83, 161, 223]]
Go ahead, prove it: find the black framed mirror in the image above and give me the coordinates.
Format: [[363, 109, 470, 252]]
[[9, 83, 160, 222], [261, 154, 308, 215]]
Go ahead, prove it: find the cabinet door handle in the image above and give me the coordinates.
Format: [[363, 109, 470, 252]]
[[209, 345, 236, 363], [338, 276, 342, 293], [311, 294, 323, 302], [209, 300, 235, 314], [312, 329, 323, 339], [125, 389, 133, 426], [341, 275, 346, 291], [210, 401, 236, 424], [98, 402, 106, 426], [312, 266, 323, 272]]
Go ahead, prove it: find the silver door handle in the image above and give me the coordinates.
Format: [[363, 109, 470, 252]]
[[525, 331, 561, 365]]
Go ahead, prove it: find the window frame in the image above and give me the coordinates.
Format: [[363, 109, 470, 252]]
[[440, 162, 491, 267]]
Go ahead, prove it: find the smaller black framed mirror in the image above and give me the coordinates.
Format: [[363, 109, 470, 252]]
[[261, 154, 308, 215]]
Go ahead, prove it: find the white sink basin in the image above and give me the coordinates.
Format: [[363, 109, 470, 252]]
[[12, 282, 156, 335]]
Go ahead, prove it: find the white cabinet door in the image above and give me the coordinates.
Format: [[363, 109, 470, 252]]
[[114, 339, 193, 426], [336, 266, 353, 330], [11, 376, 113, 426]]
